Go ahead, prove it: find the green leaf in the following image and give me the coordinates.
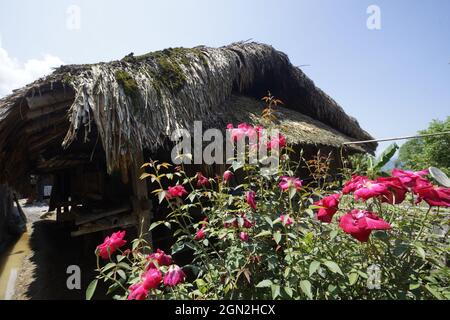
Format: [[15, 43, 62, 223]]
[[374, 143, 399, 171], [86, 279, 98, 300], [117, 269, 127, 280], [271, 284, 281, 299], [106, 282, 120, 296], [273, 231, 282, 244], [348, 273, 359, 286], [232, 161, 243, 172], [183, 265, 202, 278], [256, 279, 273, 288], [117, 262, 131, 270], [300, 280, 313, 299], [158, 191, 166, 204], [425, 284, 445, 300], [409, 283, 421, 290], [329, 230, 338, 240], [102, 262, 116, 272], [393, 243, 409, 256], [429, 166, 450, 187], [305, 209, 314, 217], [255, 230, 272, 238], [289, 187, 296, 200], [323, 261, 344, 276], [309, 261, 321, 277], [149, 220, 165, 231], [263, 216, 273, 227], [171, 242, 186, 255], [284, 287, 293, 298], [414, 245, 426, 260]]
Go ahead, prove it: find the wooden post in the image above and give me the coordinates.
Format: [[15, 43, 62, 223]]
[[130, 150, 152, 247]]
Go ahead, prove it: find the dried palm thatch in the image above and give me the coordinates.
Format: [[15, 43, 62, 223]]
[[0, 42, 376, 191]]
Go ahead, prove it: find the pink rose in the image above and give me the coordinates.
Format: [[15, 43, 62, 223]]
[[314, 194, 341, 223], [127, 284, 148, 300], [376, 176, 408, 204], [280, 214, 294, 226], [96, 230, 127, 260], [279, 176, 302, 192], [239, 232, 249, 242], [354, 180, 388, 201], [339, 209, 391, 242], [342, 176, 368, 194], [163, 265, 186, 287], [142, 268, 162, 290], [196, 172, 209, 187], [194, 227, 206, 240], [246, 191, 257, 210], [267, 133, 287, 151], [392, 168, 429, 188], [413, 182, 450, 207], [223, 170, 233, 183], [166, 185, 187, 199], [147, 249, 172, 269]]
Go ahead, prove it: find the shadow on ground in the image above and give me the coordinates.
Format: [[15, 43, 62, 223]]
[[24, 220, 109, 300]]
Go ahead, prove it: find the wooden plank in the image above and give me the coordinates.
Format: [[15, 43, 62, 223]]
[[130, 150, 152, 245], [75, 204, 131, 225], [71, 215, 137, 237], [29, 129, 66, 153]]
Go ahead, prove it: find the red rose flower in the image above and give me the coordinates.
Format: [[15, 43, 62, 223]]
[[391, 168, 429, 188], [339, 209, 391, 242], [239, 232, 249, 242], [142, 268, 162, 290], [315, 193, 341, 223], [267, 133, 287, 151], [196, 172, 209, 187], [342, 176, 368, 194], [376, 176, 408, 204], [227, 123, 259, 142], [194, 227, 206, 240], [96, 230, 127, 260], [279, 176, 302, 192], [223, 170, 233, 183], [246, 191, 257, 210], [166, 185, 187, 199], [413, 182, 450, 207], [163, 265, 186, 287], [127, 284, 148, 300], [354, 180, 388, 201], [147, 249, 172, 269], [242, 216, 254, 228], [280, 214, 294, 226]]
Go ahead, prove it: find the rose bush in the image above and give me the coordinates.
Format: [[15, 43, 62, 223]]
[[88, 123, 449, 300]]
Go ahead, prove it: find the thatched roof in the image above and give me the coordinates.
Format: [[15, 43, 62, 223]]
[[0, 42, 376, 191], [218, 95, 368, 152]]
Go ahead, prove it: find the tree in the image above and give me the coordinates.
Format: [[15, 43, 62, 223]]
[[398, 117, 450, 175]]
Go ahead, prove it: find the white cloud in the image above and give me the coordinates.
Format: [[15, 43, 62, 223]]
[[0, 43, 63, 97]]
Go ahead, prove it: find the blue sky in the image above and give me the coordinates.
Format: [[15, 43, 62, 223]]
[[0, 0, 449, 154]]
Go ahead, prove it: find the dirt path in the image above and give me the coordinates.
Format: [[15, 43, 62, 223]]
[[1, 201, 108, 300]]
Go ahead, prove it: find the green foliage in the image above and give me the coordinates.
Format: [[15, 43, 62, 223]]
[[398, 117, 450, 175], [115, 70, 140, 104], [91, 146, 449, 300], [346, 143, 399, 178], [121, 47, 208, 93]]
